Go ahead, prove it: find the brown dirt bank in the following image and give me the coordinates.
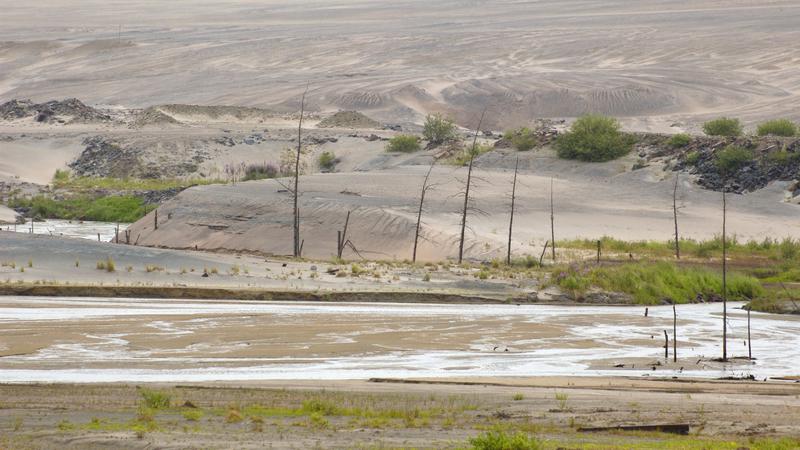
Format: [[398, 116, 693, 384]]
[[0, 283, 504, 304], [1, 378, 798, 449]]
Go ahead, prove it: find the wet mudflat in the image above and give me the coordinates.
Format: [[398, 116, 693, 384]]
[[1, 297, 797, 382]]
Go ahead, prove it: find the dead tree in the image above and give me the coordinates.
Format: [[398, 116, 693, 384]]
[[337, 210, 351, 259], [413, 161, 437, 263], [722, 183, 728, 361], [673, 174, 681, 259], [457, 109, 486, 264], [506, 156, 519, 265], [550, 177, 556, 261], [538, 240, 549, 266], [663, 330, 669, 360], [293, 85, 309, 258]]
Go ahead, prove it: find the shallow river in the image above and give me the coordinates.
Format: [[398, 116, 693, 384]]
[[2, 219, 127, 242], [0, 297, 797, 383]]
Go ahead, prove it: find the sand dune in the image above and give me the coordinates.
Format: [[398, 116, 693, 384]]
[[1, 1, 798, 131]]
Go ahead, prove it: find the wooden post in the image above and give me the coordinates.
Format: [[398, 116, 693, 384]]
[[337, 230, 342, 258], [596, 240, 601, 264], [30, 217, 33, 234], [115, 223, 119, 244], [663, 330, 669, 360], [154, 209, 158, 230], [97, 233, 101, 242], [673, 303, 677, 362], [747, 306, 752, 360], [722, 185, 728, 361], [458, 109, 486, 264], [507, 156, 519, 265], [550, 178, 556, 261]]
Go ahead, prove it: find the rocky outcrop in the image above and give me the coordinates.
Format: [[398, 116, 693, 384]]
[[0, 98, 111, 123]]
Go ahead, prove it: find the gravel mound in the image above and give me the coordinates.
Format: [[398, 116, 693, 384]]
[[317, 111, 380, 129], [0, 98, 111, 123]]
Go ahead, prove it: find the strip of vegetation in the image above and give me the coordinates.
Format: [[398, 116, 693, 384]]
[[52, 170, 223, 192], [550, 262, 763, 305], [9, 195, 154, 223], [559, 236, 800, 262]]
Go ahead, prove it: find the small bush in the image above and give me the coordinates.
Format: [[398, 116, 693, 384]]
[[715, 145, 753, 174], [422, 113, 457, 145], [555, 115, 634, 162], [469, 428, 542, 450], [242, 162, 280, 181], [504, 127, 537, 151], [317, 151, 337, 170], [757, 119, 797, 137], [512, 393, 524, 401], [450, 143, 492, 166], [703, 117, 742, 137], [667, 133, 691, 148], [139, 388, 170, 409], [96, 256, 115, 272], [685, 150, 700, 165], [386, 134, 421, 153]]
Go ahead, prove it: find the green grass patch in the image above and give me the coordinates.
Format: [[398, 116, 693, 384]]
[[52, 172, 222, 192], [9, 195, 154, 223], [550, 262, 763, 305]]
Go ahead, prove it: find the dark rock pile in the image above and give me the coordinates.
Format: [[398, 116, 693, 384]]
[[0, 98, 111, 123]]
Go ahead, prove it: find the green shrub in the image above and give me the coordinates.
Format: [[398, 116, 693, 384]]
[[702, 117, 743, 137], [685, 150, 700, 165], [317, 151, 337, 170], [504, 127, 537, 151], [555, 115, 634, 162], [242, 163, 279, 181], [386, 134, 421, 153], [469, 428, 542, 450], [450, 143, 492, 166], [715, 145, 753, 173], [422, 113, 457, 145], [667, 133, 691, 148], [139, 388, 171, 410], [757, 119, 797, 137]]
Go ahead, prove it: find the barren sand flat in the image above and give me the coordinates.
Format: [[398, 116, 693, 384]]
[[1, 1, 798, 130], [1, 297, 797, 382]]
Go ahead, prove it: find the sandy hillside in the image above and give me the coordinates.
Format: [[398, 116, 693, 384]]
[[125, 148, 800, 262], [0, 1, 799, 131]]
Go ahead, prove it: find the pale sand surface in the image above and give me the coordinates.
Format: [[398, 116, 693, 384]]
[[1, 1, 799, 131], [0, 205, 19, 224]]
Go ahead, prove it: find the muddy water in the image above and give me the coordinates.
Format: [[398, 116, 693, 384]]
[[0, 297, 797, 383]]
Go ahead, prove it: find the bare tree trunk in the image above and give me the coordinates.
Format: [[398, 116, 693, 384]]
[[722, 184, 728, 361], [673, 174, 680, 259], [539, 240, 549, 266], [596, 240, 601, 264], [154, 209, 158, 230], [506, 156, 519, 265], [293, 86, 308, 258], [458, 109, 486, 264], [550, 177, 556, 261], [663, 330, 669, 360], [337, 210, 351, 259], [673, 303, 677, 363], [413, 161, 436, 263]]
